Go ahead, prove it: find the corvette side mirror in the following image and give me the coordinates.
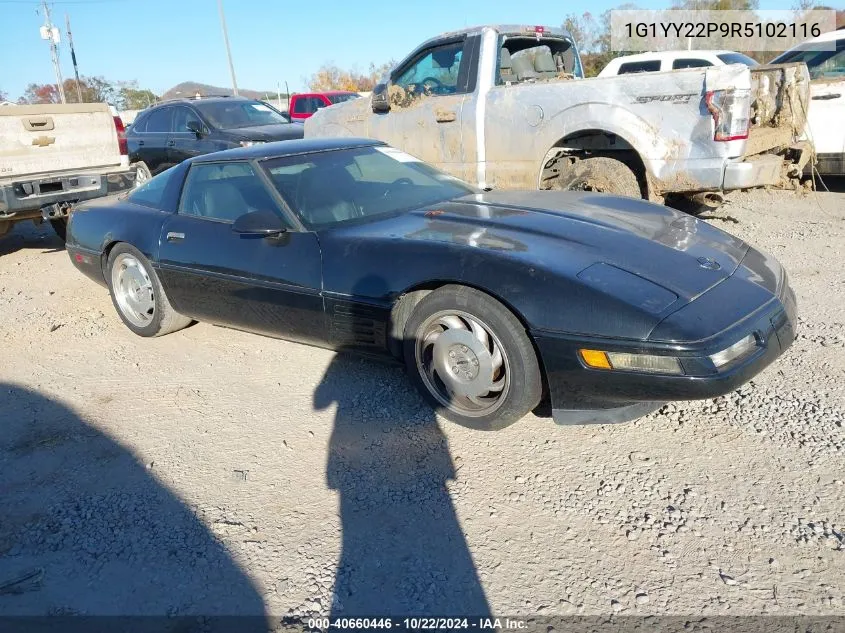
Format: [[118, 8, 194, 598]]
[[232, 210, 287, 237]]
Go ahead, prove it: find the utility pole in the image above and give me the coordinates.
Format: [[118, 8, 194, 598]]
[[40, 1, 66, 103], [217, 0, 239, 96], [66, 14, 83, 102]]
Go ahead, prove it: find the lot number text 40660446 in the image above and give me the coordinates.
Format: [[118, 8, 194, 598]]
[[306, 617, 527, 630]]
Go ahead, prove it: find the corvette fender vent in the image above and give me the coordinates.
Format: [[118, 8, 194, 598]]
[[330, 305, 386, 349]]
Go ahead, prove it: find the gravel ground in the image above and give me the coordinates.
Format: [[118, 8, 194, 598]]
[[0, 186, 843, 626]]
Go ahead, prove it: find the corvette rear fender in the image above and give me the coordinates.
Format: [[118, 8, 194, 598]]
[[66, 204, 170, 283]]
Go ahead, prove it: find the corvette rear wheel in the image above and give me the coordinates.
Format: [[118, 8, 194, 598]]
[[404, 285, 543, 431], [106, 243, 191, 337]]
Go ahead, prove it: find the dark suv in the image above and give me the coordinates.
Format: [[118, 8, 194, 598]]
[[126, 96, 304, 175]]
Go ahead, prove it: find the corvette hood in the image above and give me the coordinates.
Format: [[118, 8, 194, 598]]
[[406, 190, 750, 302]]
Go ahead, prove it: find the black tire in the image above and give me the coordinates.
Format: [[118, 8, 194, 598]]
[[50, 218, 68, 241], [106, 243, 191, 337], [403, 285, 543, 431], [133, 161, 152, 187], [553, 156, 642, 198]]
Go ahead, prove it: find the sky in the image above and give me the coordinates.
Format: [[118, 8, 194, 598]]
[[0, 0, 821, 101]]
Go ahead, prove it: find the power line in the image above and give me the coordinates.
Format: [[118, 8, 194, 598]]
[[39, 0, 67, 103], [218, 0, 239, 96], [66, 12, 82, 101]]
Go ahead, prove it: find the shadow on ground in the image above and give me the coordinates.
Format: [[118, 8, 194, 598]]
[[0, 383, 267, 627], [314, 350, 492, 617], [0, 222, 64, 257], [816, 175, 845, 194]]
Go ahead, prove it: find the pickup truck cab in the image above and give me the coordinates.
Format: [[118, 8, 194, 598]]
[[289, 91, 362, 120], [598, 50, 757, 76], [770, 29, 845, 176], [306, 24, 812, 202], [0, 102, 143, 240]]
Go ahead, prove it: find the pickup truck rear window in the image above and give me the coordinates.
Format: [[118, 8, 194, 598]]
[[715, 52, 758, 66], [293, 97, 326, 115], [618, 60, 661, 74], [672, 58, 712, 69]]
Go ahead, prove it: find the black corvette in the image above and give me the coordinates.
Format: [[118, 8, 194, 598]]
[[66, 138, 797, 430]]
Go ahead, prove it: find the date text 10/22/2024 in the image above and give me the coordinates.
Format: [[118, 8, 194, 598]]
[[306, 617, 528, 630]]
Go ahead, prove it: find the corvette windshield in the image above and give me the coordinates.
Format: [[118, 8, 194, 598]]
[[262, 145, 478, 228]]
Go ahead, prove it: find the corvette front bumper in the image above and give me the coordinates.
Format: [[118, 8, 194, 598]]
[[533, 281, 797, 426]]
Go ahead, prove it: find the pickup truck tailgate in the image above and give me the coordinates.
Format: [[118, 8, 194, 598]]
[[0, 103, 124, 179], [746, 62, 810, 156]]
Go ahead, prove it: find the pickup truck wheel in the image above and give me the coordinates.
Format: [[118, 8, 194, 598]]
[[553, 157, 641, 198], [133, 162, 152, 188], [403, 285, 543, 431], [106, 243, 191, 337], [49, 218, 68, 241]]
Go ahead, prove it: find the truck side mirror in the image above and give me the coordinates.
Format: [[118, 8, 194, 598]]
[[371, 82, 390, 113], [186, 120, 205, 138]]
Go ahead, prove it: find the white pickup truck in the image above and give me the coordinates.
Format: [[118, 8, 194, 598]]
[[306, 24, 812, 204], [0, 102, 147, 241]]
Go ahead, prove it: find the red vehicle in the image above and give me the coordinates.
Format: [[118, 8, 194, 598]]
[[288, 91, 361, 120]]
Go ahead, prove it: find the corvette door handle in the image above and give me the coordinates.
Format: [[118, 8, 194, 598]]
[[166, 232, 185, 242], [434, 110, 457, 123], [812, 93, 841, 100], [137, 140, 145, 146]]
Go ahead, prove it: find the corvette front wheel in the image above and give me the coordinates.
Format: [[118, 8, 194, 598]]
[[403, 285, 543, 431]]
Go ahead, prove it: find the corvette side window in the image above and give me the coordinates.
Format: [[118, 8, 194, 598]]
[[179, 162, 284, 224], [128, 165, 178, 209]]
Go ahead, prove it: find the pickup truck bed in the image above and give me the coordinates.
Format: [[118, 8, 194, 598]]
[[0, 103, 141, 240]]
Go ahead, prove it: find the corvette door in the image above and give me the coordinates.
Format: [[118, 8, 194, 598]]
[[156, 160, 326, 345]]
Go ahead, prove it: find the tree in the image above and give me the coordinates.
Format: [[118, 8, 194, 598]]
[[672, 0, 758, 9], [114, 80, 157, 110], [0, 88, 8, 103], [815, 6, 845, 28], [18, 76, 157, 108], [22, 83, 60, 104], [563, 7, 636, 77], [307, 61, 395, 92], [63, 75, 116, 104]]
